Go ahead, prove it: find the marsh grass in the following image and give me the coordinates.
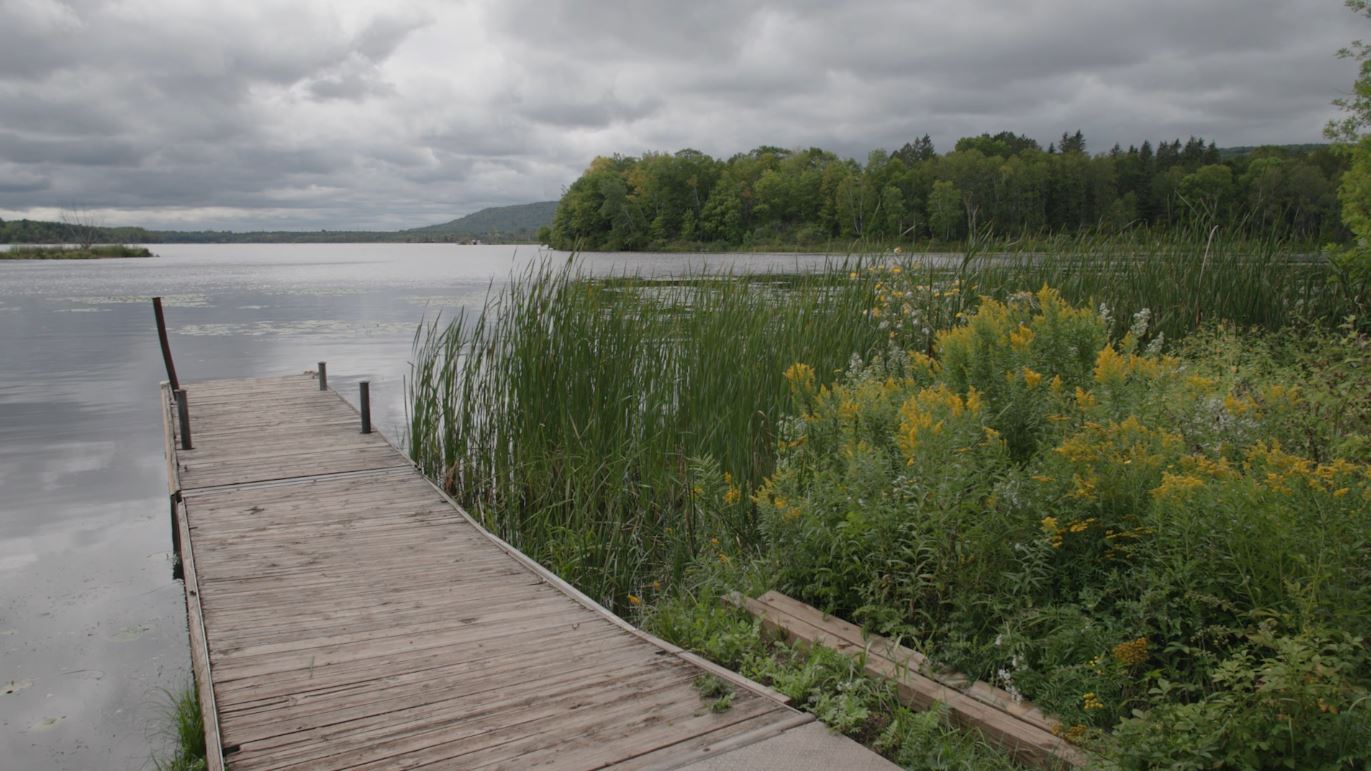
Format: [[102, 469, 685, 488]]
[[1, 244, 153, 259], [409, 258, 885, 608], [886, 229, 1356, 355], [151, 685, 206, 771]]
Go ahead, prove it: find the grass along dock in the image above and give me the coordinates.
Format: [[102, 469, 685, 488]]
[[160, 370, 896, 769]]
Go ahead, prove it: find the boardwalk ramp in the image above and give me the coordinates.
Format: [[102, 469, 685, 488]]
[[161, 373, 895, 770]]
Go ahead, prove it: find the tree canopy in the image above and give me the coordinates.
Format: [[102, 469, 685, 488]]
[[545, 136, 1345, 251], [1328, 0, 1371, 310]]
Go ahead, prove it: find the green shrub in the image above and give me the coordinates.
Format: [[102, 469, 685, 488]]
[[1112, 625, 1371, 769], [737, 290, 1371, 764]]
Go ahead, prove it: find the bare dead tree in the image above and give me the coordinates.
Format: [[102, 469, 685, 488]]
[[60, 208, 104, 250]]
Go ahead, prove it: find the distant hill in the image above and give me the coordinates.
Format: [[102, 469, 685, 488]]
[[2, 201, 559, 244], [406, 201, 557, 240]]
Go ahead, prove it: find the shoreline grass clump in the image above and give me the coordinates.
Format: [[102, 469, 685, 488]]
[[408, 258, 885, 608], [151, 684, 206, 771], [1, 244, 153, 259]]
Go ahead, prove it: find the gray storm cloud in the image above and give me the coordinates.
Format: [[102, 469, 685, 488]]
[[0, 0, 1357, 230]]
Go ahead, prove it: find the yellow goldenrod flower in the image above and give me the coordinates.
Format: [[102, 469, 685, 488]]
[[1070, 473, 1097, 501], [1009, 323, 1036, 349], [1223, 392, 1258, 417], [784, 362, 816, 393], [1152, 472, 1205, 501], [965, 388, 984, 413], [1094, 345, 1128, 386], [1112, 637, 1148, 667], [1068, 517, 1096, 533], [1023, 367, 1043, 389], [1074, 387, 1097, 409]]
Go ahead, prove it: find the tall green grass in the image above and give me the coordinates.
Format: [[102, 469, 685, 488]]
[[408, 259, 885, 607], [899, 229, 1356, 350]]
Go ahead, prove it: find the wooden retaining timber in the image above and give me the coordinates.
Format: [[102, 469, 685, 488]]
[[160, 372, 897, 770], [726, 591, 1091, 769]]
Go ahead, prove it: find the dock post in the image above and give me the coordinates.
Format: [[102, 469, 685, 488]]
[[318, 362, 328, 391], [153, 297, 180, 391], [359, 381, 372, 434], [175, 388, 193, 450]]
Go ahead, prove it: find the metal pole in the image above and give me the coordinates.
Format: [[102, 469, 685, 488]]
[[359, 381, 371, 434], [174, 388, 192, 450], [318, 361, 327, 391], [153, 297, 180, 391]]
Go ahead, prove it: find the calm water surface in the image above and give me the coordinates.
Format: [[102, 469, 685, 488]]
[[0, 243, 840, 769]]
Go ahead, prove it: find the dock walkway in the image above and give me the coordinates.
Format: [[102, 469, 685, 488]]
[[161, 373, 896, 770]]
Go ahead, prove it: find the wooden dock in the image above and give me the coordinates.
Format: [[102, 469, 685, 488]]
[[161, 372, 896, 770]]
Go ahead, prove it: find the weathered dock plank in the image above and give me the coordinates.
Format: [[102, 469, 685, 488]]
[[163, 374, 897, 770]]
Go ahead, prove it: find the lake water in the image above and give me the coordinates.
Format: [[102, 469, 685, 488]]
[[0, 243, 844, 769]]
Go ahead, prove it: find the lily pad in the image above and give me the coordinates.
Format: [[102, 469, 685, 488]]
[[30, 715, 64, 732], [109, 623, 154, 642]]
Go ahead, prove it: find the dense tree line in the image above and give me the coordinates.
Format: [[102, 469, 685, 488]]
[[543, 133, 1349, 251]]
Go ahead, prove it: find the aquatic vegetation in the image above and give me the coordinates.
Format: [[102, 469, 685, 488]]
[[408, 258, 885, 607], [151, 684, 206, 771], [1, 245, 153, 259]]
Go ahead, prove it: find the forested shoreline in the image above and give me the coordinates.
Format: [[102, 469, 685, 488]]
[[543, 133, 1349, 251]]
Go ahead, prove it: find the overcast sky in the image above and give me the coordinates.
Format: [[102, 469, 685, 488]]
[[0, 0, 1360, 231]]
